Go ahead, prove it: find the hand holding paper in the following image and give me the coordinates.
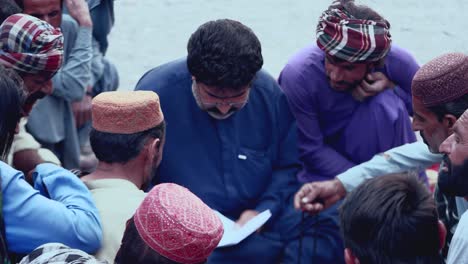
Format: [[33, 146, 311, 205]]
[[235, 209, 260, 229], [215, 209, 272, 248]]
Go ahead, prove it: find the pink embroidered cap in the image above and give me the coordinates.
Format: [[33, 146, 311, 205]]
[[92, 91, 164, 134], [134, 183, 223, 264]]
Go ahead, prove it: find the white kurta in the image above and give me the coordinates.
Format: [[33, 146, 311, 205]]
[[85, 179, 146, 263]]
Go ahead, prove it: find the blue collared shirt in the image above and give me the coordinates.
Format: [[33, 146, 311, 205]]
[[1, 162, 102, 253], [136, 59, 300, 221]]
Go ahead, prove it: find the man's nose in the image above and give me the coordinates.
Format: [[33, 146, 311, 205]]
[[411, 119, 421, 132], [329, 67, 344, 81], [216, 104, 232, 115], [42, 16, 52, 25], [439, 135, 454, 154]]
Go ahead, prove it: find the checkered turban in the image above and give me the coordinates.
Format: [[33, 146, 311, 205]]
[[316, 5, 391, 63], [19, 243, 108, 264], [134, 183, 223, 264], [0, 14, 63, 75]]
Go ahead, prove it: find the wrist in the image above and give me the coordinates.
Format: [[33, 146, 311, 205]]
[[78, 18, 93, 28], [333, 179, 347, 198], [387, 80, 396, 90]]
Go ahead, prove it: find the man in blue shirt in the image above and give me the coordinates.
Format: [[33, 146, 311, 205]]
[[0, 13, 102, 256], [136, 19, 344, 263]]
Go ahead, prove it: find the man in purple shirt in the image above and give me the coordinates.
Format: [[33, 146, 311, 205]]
[[279, 1, 419, 261], [280, 0, 418, 184]]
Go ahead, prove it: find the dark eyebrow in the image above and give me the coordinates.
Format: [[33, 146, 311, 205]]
[[205, 89, 247, 99], [453, 125, 461, 137], [29, 13, 42, 18], [414, 112, 425, 121]]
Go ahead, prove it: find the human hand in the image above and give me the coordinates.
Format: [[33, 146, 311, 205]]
[[72, 91, 92, 128], [65, 0, 92, 28], [13, 149, 45, 183], [235, 210, 261, 231], [352, 72, 395, 102], [294, 179, 346, 215], [26, 169, 35, 186]]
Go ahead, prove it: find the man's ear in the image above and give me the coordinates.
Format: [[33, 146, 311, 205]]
[[444, 114, 458, 132], [438, 220, 447, 251], [148, 138, 161, 157], [344, 248, 360, 264]]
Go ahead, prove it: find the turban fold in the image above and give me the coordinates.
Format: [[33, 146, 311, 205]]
[[412, 53, 468, 107], [92, 91, 164, 134], [0, 14, 63, 75], [316, 6, 391, 63], [19, 243, 107, 264], [134, 183, 223, 264]]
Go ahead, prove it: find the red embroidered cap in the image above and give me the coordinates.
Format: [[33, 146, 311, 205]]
[[412, 53, 468, 107], [134, 183, 223, 264]]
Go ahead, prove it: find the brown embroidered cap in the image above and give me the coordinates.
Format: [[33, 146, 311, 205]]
[[92, 91, 164, 134], [412, 53, 468, 107]]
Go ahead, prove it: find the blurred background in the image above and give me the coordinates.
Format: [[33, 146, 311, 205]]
[[107, 0, 468, 90]]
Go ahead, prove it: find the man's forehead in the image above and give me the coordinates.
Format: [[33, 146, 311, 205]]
[[326, 54, 367, 66], [22, 72, 51, 81], [412, 96, 432, 114], [457, 111, 468, 130]]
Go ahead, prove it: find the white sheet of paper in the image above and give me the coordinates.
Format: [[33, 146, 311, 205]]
[[215, 209, 272, 248]]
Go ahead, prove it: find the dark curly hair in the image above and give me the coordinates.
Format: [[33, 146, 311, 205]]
[[0, 0, 21, 24], [340, 173, 443, 264], [0, 65, 26, 161], [90, 121, 165, 164], [330, 0, 390, 28], [115, 217, 206, 264], [187, 19, 263, 90]]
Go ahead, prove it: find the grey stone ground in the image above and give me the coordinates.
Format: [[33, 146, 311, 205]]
[[107, 0, 468, 91]]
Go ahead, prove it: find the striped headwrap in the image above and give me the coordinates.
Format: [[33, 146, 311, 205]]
[[316, 4, 391, 63], [0, 14, 63, 75], [19, 243, 108, 264]]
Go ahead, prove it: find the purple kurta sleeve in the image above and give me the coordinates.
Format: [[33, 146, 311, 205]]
[[384, 45, 420, 115], [279, 64, 356, 182]]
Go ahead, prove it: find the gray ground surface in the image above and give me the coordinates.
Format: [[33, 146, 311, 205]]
[[107, 0, 468, 91]]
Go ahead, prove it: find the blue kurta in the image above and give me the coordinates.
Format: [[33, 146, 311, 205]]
[[136, 59, 344, 263], [136, 58, 299, 221], [1, 162, 102, 254]]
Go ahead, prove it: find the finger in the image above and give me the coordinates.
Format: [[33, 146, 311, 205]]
[[303, 202, 324, 214], [358, 83, 376, 97], [370, 71, 386, 80], [294, 185, 310, 209], [352, 85, 367, 100], [301, 184, 321, 204], [65, 0, 75, 8], [360, 79, 372, 91], [235, 216, 249, 227], [294, 191, 303, 210]]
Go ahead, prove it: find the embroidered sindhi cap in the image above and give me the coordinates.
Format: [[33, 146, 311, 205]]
[[0, 14, 64, 75], [134, 183, 223, 264], [92, 91, 164, 134], [412, 53, 468, 107]]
